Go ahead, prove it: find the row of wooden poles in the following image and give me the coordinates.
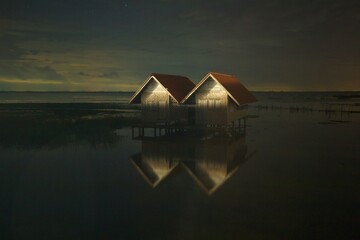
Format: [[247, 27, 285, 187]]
[[132, 126, 186, 138], [253, 103, 357, 113], [131, 118, 247, 139]]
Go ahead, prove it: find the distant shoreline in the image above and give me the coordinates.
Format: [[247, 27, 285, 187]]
[[0, 91, 360, 93], [0, 92, 359, 107], [0, 91, 134, 93]]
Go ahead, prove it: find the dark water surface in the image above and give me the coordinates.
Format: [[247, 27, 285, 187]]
[[0, 92, 359, 239]]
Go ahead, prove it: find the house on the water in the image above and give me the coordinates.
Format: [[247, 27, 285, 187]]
[[129, 73, 195, 124], [182, 72, 257, 126]]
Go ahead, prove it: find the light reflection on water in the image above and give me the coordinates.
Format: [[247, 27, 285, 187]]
[[0, 97, 359, 239], [131, 133, 252, 195]]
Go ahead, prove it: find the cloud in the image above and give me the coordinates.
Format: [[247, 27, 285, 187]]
[[0, 1, 359, 91], [78, 71, 119, 79], [0, 35, 28, 60], [0, 63, 65, 81]]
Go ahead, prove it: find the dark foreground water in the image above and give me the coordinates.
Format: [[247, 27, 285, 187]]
[[0, 92, 359, 240]]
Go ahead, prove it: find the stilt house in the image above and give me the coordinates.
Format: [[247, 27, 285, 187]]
[[129, 73, 195, 124], [182, 72, 257, 126]]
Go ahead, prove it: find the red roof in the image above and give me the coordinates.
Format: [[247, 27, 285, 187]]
[[129, 73, 195, 104], [182, 72, 257, 106], [210, 72, 257, 105]]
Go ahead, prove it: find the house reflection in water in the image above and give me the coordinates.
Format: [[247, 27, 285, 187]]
[[131, 139, 182, 187], [130, 133, 250, 195], [182, 135, 248, 195]]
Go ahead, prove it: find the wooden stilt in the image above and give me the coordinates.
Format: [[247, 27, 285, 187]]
[[244, 118, 247, 134]]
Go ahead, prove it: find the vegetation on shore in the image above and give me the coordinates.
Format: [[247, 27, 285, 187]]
[[0, 103, 140, 149]]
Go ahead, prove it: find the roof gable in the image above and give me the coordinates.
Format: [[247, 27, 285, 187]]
[[182, 72, 257, 106], [129, 73, 195, 104]]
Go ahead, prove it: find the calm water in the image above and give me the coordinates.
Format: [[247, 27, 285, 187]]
[[0, 92, 359, 239], [0, 92, 133, 104], [0, 91, 359, 104]]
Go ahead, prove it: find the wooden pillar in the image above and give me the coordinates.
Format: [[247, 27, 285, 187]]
[[154, 127, 157, 137], [244, 118, 247, 134], [141, 127, 144, 137]]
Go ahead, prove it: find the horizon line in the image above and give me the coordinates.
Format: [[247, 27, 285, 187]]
[[0, 90, 359, 93]]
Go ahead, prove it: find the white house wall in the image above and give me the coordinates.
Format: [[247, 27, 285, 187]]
[[139, 79, 190, 124], [195, 77, 228, 125], [140, 79, 170, 123]]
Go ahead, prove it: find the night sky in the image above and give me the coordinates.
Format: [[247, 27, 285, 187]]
[[1, 0, 359, 91]]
